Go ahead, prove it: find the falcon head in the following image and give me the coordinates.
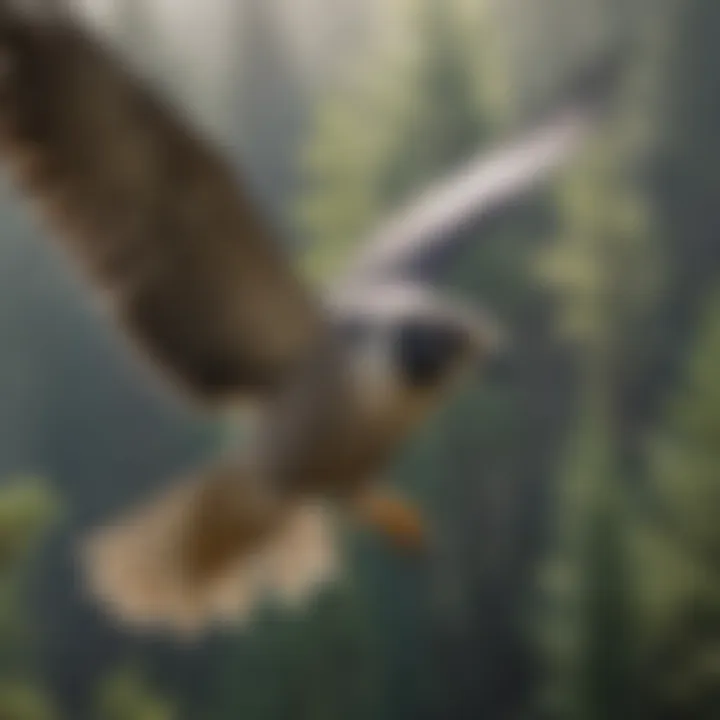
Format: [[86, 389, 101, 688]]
[[331, 282, 507, 399]]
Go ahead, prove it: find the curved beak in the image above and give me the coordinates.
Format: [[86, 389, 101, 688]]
[[462, 306, 512, 379]]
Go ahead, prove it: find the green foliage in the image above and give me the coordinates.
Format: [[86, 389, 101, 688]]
[[0, 681, 57, 720], [651, 294, 720, 555], [0, 478, 59, 720], [631, 291, 720, 718], [0, 477, 59, 654], [211, 588, 383, 720], [0, 478, 59, 572], [0, 1, 718, 719], [537, 464, 640, 720], [95, 667, 176, 720], [535, 0, 720, 713], [532, 7, 666, 718], [296, 0, 493, 283]]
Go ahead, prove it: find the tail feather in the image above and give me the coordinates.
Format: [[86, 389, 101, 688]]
[[80, 466, 337, 635]]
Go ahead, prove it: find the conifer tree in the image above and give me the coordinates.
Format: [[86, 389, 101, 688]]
[[0, 478, 59, 720], [634, 290, 720, 719]]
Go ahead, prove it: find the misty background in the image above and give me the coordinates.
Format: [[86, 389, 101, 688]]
[[1, 0, 719, 718]]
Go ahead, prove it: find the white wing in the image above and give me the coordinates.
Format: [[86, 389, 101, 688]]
[[341, 53, 623, 286], [344, 110, 589, 284]]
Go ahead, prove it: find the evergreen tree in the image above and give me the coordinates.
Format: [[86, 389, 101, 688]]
[[95, 666, 176, 720], [211, 586, 383, 720], [534, 0, 720, 715], [532, 9, 660, 716], [298, 1, 595, 717], [0, 478, 59, 720], [634, 290, 720, 719]]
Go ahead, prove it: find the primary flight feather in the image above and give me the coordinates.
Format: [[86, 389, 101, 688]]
[[0, 2, 622, 633], [0, 3, 323, 402]]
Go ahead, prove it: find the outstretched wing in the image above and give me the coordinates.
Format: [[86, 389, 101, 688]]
[[343, 53, 624, 285], [0, 6, 323, 402]]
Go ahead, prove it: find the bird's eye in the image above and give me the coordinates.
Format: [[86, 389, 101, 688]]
[[395, 320, 468, 387]]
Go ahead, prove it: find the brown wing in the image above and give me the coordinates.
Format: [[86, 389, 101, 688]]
[[0, 8, 323, 402]]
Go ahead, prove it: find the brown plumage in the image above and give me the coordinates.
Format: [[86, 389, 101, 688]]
[[0, 7, 322, 402], [0, 3, 619, 634]]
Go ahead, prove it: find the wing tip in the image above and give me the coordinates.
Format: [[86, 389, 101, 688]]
[[542, 41, 636, 127]]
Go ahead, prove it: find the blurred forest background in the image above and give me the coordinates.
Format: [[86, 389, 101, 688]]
[[0, 0, 719, 717]]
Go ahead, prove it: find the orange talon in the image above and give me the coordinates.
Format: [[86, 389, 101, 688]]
[[353, 488, 427, 553]]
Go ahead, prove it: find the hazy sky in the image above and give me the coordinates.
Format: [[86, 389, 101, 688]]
[[72, 0, 384, 140]]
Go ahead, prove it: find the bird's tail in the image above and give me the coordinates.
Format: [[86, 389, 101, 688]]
[[80, 465, 337, 635]]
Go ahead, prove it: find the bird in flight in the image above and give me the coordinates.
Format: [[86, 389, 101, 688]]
[[0, 1, 621, 634]]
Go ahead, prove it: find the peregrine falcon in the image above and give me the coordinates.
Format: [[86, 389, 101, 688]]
[[0, 1, 621, 633]]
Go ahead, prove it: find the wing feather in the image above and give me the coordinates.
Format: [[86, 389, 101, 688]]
[[342, 51, 625, 284], [344, 112, 588, 283], [0, 9, 323, 402]]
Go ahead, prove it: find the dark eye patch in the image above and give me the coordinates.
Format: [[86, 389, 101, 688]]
[[395, 320, 468, 387]]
